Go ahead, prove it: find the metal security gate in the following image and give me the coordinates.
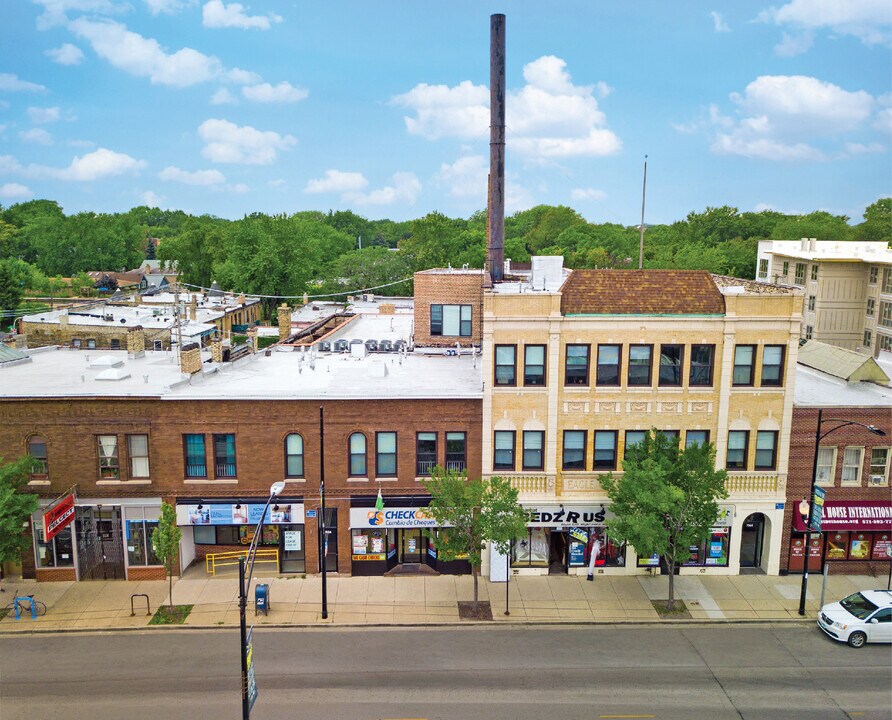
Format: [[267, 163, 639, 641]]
[[76, 506, 125, 580]]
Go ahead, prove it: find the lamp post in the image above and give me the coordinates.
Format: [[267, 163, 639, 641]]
[[319, 406, 328, 620], [239, 480, 286, 720], [798, 409, 885, 617]]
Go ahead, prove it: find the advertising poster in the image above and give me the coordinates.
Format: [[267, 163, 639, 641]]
[[353, 534, 368, 554], [871, 533, 891, 560], [569, 541, 585, 566], [848, 533, 870, 560], [371, 536, 384, 553], [826, 533, 848, 560]]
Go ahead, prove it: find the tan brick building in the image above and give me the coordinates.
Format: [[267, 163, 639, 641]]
[[413, 268, 485, 348]]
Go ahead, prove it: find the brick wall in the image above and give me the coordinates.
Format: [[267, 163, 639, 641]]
[[127, 566, 167, 581], [36, 567, 76, 582], [413, 270, 485, 347]]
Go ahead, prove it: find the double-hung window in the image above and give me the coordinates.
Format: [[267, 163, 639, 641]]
[[685, 430, 710, 448], [562, 430, 586, 470], [867, 298, 875, 317], [879, 301, 892, 329], [810, 265, 818, 282], [565, 344, 590, 386], [98, 435, 119, 479], [213, 434, 236, 478], [807, 296, 816, 312], [794, 263, 806, 285], [523, 345, 546, 386], [349, 433, 367, 476], [727, 431, 749, 469], [416, 432, 437, 476], [494, 345, 517, 386], [864, 330, 873, 348], [754, 431, 778, 470], [624, 430, 646, 459], [446, 432, 466, 471], [493, 431, 516, 471], [869, 448, 890, 485], [127, 434, 150, 478], [28, 436, 48, 479], [689, 345, 714, 386], [431, 304, 471, 337], [733, 345, 755, 386], [376, 432, 397, 476], [782, 261, 790, 277], [869, 267, 878, 285], [883, 268, 892, 294], [285, 433, 304, 477], [184, 434, 206, 478], [758, 259, 768, 278], [658, 344, 683, 386], [815, 447, 836, 485], [522, 431, 544, 470], [761, 345, 785, 386], [841, 447, 864, 485], [596, 345, 621, 386], [627, 345, 652, 386], [593, 431, 618, 470]]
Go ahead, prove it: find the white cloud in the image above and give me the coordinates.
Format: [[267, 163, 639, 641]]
[[711, 135, 824, 160], [305, 169, 368, 194], [211, 88, 237, 104], [228, 182, 249, 193], [268, 178, 286, 188], [0, 124, 5, 135], [0, 183, 32, 199], [141, 190, 165, 206], [758, 0, 892, 47], [391, 81, 489, 140], [19, 128, 53, 145], [69, 18, 223, 88], [46, 43, 85, 65], [159, 165, 226, 185], [0, 73, 47, 93], [434, 155, 487, 199], [226, 67, 261, 85], [0, 156, 23, 173], [145, 0, 187, 13], [344, 172, 421, 206], [202, 0, 282, 30], [198, 118, 296, 164], [27, 106, 61, 124], [31, 0, 122, 29], [28, 148, 146, 181], [843, 141, 885, 154], [570, 187, 607, 202], [773, 31, 814, 56], [711, 11, 730, 32], [242, 81, 308, 103]]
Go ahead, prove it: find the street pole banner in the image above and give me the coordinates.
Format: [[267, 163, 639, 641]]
[[43, 493, 76, 541], [810, 486, 826, 532], [246, 627, 258, 712]]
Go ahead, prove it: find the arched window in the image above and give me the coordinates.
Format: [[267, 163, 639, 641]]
[[285, 433, 304, 478], [349, 433, 367, 476], [28, 435, 48, 477]]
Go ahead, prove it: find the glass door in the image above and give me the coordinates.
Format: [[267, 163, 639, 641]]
[[322, 508, 338, 572], [739, 513, 765, 568], [279, 525, 305, 573], [400, 528, 423, 563]]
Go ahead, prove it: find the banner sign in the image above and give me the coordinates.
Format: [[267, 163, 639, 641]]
[[245, 627, 258, 711], [43, 493, 75, 541], [349, 506, 437, 528], [810, 486, 826, 532], [819, 501, 891, 531], [177, 503, 304, 526]]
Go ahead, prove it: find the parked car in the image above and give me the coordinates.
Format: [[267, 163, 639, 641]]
[[817, 590, 892, 648]]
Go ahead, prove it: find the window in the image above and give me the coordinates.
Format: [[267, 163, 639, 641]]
[[869, 448, 889, 485], [754, 431, 778, 470], [87, 339, 96, 349], [761, 345, 785, 386], [881, 334, 892, 352], [494, 345, 517, 386], [816, 447, 836, 485], [349, 433, 367, 476], [758, 258, 768, 278], [446, 432, 466, 471], [624, 430, 647, 458], [807, 296, 815, 312], [98, 435, 119, 479], [727, 431, 749, 469], [869, 267, 878, 285], [416, 432, 437, 476], [688, 345, 714, 387], [782, 261, 790, 276], [810, 265, 818, 281], [565, 344, 590, 386], [659, 344, 683, 386], [805, 325, 814, 340], [841, 447, 864, 485], [493, 431, 516, 471], [523, 345, 546, 386], [431, 304, 471, 337], [658, 429, 680, 446], [376, 432, 397, 476], [627, 345, 652, 386], [213, 434, 236, 478], [127, 434, 150, 478], [110, 339, 121, 350], [27, 436, 48, 478], [593, 431, 618, 470], [733, 345, 755, 386], [685, 430, 709, 448], [867, 298, 875, 317], [522, 431, 544, 470], [864, 330, 872, 348], [596, 344, 621, 386], [184, 434, 206, 478], [562, 430, 586, 470], [153, 340, 163, 351], [285, 433, 304, 477], [883, 268, 892, 294], [33, 524, 73, 568], [794, 263, 806, 285], [879, 301, 892, 329], [125, 506, 160, 566]]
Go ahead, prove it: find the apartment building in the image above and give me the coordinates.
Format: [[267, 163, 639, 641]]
[[756, 239, 892, 356]]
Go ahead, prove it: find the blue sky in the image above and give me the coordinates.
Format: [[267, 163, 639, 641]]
[[1, 0, 890, 225]]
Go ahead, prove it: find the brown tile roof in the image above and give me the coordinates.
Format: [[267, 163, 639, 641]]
[[560, 269, 726, 315]]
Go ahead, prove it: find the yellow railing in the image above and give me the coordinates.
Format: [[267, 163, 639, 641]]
[[205, 549, 279, 576], [724, 473, 780, 494]]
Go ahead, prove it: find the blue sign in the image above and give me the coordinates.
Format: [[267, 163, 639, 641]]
[[775, 502, 785, 510], [306, 509, 317, 518]]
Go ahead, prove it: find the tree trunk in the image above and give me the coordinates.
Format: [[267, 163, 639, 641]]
[[168, 565, 174, 610], [667, 559, 675, 611], [472, 565, 479, 611]]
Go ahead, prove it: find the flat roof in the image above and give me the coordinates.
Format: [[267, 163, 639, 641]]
[[794, 364, 892, 408], [761, 240, 892, 264]]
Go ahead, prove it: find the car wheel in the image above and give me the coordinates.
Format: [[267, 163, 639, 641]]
[[847, 631, 867, 648]]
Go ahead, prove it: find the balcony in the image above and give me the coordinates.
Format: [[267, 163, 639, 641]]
[[724, 473, 784, 496], [501, 474, 554, 497]]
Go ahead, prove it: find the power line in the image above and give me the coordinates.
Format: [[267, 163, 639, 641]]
[[177, 276, 415, 301]]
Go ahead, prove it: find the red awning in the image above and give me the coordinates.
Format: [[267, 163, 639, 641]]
[[792, 500, 892, 533]]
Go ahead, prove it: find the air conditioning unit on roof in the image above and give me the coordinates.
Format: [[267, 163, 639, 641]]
[[868, 474, 886, 486]]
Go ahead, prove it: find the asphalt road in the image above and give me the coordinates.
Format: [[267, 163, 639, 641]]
[[1, 624, 890, 720]]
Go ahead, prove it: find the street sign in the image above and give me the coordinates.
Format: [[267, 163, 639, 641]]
[[306, 509, 317, 518], [810, 486, 826, 532], [246, 627, 258, 712]]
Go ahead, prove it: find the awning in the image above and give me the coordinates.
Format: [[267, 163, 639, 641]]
[[792, 500, 892, 532]]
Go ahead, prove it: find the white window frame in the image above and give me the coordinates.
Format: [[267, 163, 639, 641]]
[[841, 446, 864, 486], [869, 447, 890, 486], [127, 434, 150, 478], [815, 446, 836, 486]]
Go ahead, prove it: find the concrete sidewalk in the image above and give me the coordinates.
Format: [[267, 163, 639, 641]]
[[0, 568, 880, 632]]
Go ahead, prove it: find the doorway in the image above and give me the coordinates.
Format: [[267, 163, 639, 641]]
[[548, 530, 568, 574], [739, 513, 765, 570], [399, 528, 425, 563], [279, 525, 305, 573], [75, 506, 125, 580], [321, 508, 338, 572]]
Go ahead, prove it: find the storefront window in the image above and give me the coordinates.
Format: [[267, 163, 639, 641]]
[[681, 528, 730, 567], [33, 523, 74, 568], [825, 532, 849, 560], [511, 528, 549, 567], [125, 506, 161, 566]]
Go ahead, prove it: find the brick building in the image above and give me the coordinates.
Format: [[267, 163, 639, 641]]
[[413, 268, 485, 348]]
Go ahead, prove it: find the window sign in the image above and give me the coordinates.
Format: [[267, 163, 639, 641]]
[[283, 531, 302, 552], [178, 503, 304, 526]]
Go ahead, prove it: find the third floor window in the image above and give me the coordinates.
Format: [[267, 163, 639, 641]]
[[431, 304, 471, 337]]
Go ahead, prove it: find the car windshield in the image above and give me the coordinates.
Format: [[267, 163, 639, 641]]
[[839, 593, 879, 620]]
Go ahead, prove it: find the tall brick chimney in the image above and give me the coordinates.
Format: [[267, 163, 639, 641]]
[[180, 342, 202, 374], [277, 303, 291, 341], [127, 326, 145, 356], [487, 13, 506, 283], [189, 296, 197, 321], [210, 336, 223, 363]]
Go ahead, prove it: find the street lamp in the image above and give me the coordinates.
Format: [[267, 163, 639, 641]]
[[798, 409, 885, 617], [239, 480, 286, 720]]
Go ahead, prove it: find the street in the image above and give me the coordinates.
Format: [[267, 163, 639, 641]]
[[1, 624, 890, 720]]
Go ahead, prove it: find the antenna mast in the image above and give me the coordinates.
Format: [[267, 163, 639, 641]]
[[638, 155, 648, 270]]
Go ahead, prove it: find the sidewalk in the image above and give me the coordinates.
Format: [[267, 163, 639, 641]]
[[0, 568, 879, 632]]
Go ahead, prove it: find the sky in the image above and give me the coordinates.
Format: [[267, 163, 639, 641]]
[[1, 0, 890, 225]]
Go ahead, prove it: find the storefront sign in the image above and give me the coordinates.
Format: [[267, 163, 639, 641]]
[[525, 505, 611, 527], [352, 554, 386, 561], [820, 501, 892, 531], [43, 493, 75, 541], [177, 502, 304, 526], [349, 506, 437, 528]]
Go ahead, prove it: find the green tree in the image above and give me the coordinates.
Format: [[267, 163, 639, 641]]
[[422, 468, 529, 611], [151, 501, 182, 610], [601, 430, 728, 611], [0, 261, 23, 329], [857, 198, 892, 242], [0, 456, 39, 593]]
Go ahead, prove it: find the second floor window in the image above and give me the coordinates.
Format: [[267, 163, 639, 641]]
[[841, 447, 864, 485], [810, 265, 818, 281], [562, 430, 586, 470], [128, 434, 150, 478], [184, 434, 206, 478], [213, 434, 236, 478], [761, 345, 785, 386], [685, 430, 710, 448], [754, 431, 778, 470], [733, 345, 755, 386], [624, 430, 646, 459], [376, 432, 397, 476], [416, 432, 437, 476], [524, 345, 546, 386], [522, 431, 544, 470], [495, 345, 516, 386], [446, 432, 466, 471], [727, 431, 749, 469], [758, 258, 768, 278], [565, 344, 589, 386], [689, 344, 714, 386], [659, 344, 683, 386], [816, 447, 836, 484], [880, 301, 892, 329], [285, 433, 304, 477], [431, 304, 471, 337], [98, 435, 119, 479], [349, 432, 367, 476], [869, 267, 878, 284], [596, 345, 621, 386], [28, 435, 48, 477], [883, 268, 892, 294], [493, 430, 516, 471], [628, 345, 652, 386]]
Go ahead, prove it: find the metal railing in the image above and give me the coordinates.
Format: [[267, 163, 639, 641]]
[[416, 459, 436, 476], [206, 549, 279, 576], [186, 463, 207, 478], [215, 462, 237, 478], [445, 460, 466, 472]]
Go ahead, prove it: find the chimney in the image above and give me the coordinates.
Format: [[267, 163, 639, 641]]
[[277, 303, 291, 341], [487, 13, 506, 283], [189, 296, 197, 321], [237, 293, 246, 306], [246, 327, 259, 353], [127, 325, 146, 357], [210, 336, 223, 364], [180, 342, 202, 374]]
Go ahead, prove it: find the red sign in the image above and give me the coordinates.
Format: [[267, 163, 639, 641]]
[[43, 494, 75, 541], [793, 501, 892, 532]]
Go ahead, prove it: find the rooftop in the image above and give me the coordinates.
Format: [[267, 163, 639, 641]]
[[797, 340, 890, 384], [760, 239, 892, 264], [794, 362, 892, 408]]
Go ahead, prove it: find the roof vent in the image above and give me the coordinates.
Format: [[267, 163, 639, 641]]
[[89, 355, 124, 369], [95, 367, 131, 381]]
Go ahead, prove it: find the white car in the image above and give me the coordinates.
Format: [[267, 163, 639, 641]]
[[817, 590, 892, 648]]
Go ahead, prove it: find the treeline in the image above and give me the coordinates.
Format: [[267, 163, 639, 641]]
[[0, 198, 889, 323]]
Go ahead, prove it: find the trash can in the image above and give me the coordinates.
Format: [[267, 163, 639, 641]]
[[255, 583, 269, 616]]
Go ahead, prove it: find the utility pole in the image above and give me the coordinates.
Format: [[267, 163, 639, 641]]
[[173, 284, 183, 361], [319, 406, 328, 619], [638, 155, 648, 270]]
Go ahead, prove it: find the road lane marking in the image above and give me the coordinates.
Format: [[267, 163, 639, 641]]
[[599, 715, 656, 719]]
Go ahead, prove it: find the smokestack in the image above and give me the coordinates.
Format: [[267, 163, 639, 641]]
[[488, 13, 506, 282]]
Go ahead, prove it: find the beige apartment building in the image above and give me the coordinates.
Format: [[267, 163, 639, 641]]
[[756, 239, 892, 357], [479, 259, 803, 577]]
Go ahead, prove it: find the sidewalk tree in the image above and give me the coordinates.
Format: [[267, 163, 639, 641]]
[[422, 467, 529, 611], [601, 430, 728, 611], [0, 456, 38, 592], [151, 501, 181, 609]]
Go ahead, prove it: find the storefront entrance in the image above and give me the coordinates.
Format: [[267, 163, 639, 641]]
[[75, 506, 125, 580], [548, 530, 568, 574], [399, 528, 426, 563], [739, 513, 765, 570], [279, 525, 306, 573]]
